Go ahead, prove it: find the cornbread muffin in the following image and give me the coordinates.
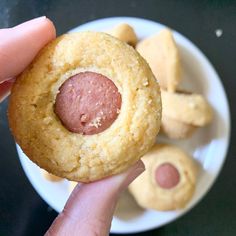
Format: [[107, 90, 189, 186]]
[[108, 23, 138, 46], [129, 144, 198, 210], [8, 31, 161, 182], [162, 90, 212, 126], [161, 89, 212, 139], [136, 29, 181, 92]]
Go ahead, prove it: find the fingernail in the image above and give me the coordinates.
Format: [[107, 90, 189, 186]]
[[24, 16, 47, 25], [115, 160, 145, 191], [13, 16, 47, 29], [30, 16, 47, 22]]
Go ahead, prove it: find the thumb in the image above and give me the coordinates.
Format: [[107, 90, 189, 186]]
[[45, 161, 145, 236]]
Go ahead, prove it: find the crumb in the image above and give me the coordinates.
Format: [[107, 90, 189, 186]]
[[215, 29, 223, 38], [43, 117, 53, 124], [89, 117, 102, 128], [80, 114, 88, 122]]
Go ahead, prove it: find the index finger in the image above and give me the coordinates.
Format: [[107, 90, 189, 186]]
[[0, 16, 56, 82]]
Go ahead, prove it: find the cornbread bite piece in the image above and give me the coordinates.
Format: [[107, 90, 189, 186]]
[[8, 32, 161, 182], [129, 144, 198, 210]]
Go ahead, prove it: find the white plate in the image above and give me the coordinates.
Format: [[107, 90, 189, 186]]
[[17, 17, 230, 234]]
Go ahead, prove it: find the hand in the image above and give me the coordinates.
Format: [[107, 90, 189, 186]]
[[46, 161, 144, 236], [0, 16, 55, 101], [0, 17, 145, 236]]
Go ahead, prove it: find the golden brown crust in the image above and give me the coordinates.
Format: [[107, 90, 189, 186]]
[[129, 144, 198, 210], [136, 29, 181, 92], [8, 32, 161, 182]]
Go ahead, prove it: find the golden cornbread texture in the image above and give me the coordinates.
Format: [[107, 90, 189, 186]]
[[8, 31, 161, 182], [161, 115, 196, 139], [161, 90, 212, 126], [136, 29, 181, 92], [108, 23, 138, 46], [129, 144, 198, 210]]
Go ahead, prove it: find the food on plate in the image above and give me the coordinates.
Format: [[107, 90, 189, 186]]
[[161, 90, 213, 139], [41, 169, 63, 182], [161, 90, 212, 126], [108, 23, 138, 46], [161, 115, 196, 139], [136, 29, 181, 92], [136, 28, 213, 139], [8, 31, 161, 182], [129, 144, 198, 210]]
